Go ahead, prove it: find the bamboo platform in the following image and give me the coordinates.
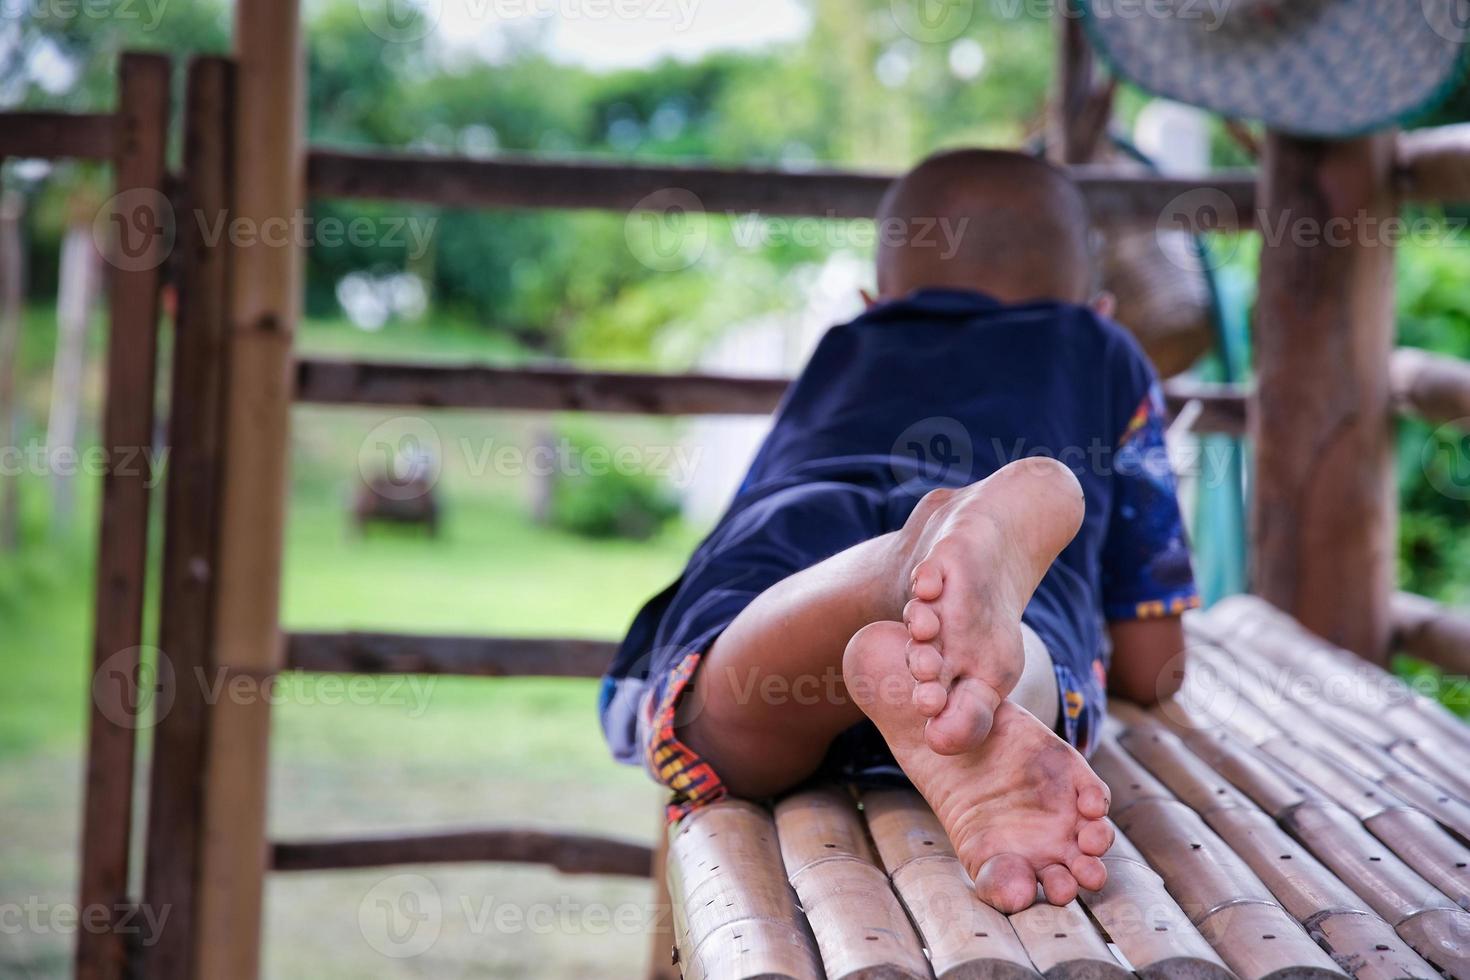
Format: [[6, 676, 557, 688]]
[[665, 597, 1470, 979]]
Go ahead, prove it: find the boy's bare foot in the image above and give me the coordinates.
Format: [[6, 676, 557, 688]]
[[845, 620, 1112, 912], [899, 457, 1084, 755]]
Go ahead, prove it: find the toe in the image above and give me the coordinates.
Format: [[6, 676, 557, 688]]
[[913, 680, 948, 717], [975, 853, 1038, 913], [906, 642, 944, 682], [910, 559, 943, 601], [1039, 864, 1079, 906], [1077, 818, 1114, 857], [924, 678, 999, 755], [1077, 781, 1110, 820], [1069, 853, 1107, 892], [903, 599, 940, 642]]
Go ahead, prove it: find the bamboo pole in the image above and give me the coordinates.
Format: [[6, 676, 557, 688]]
[[193, 0, 304, 973], [1250, 132, 1399, 661]]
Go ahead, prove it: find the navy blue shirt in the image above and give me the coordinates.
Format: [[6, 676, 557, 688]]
[[600, 288, 1197, 767]]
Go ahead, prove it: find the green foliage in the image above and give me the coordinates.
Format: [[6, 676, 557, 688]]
[[547, 429, 680, 541]]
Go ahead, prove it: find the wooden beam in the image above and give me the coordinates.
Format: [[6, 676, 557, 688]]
[[1391, 591, 1470, 677], [306, 147, 1256, 227], [194, 0, 303, 974], [0, 112, 115, 161], [285, 631, 614, 677], [0, 189, 23, 553], [75, 52, 170, 980], [295, 355, 1249, 430], [1049, 0, 1112, 167], [270, 828, 652, 877], [139, 57, 236, 980], [1250, 132, 1398, 662], [1398, 124, 1470, 204], [1391, 347, 1470, 428], [294, 357, 789, 415]]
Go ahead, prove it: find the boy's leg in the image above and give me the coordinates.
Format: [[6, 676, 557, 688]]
[[677, 456, 1083, 797]]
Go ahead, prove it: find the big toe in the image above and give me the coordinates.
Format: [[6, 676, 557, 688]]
[[924, 678, 999, 755], [975, 853, 1038, 913]]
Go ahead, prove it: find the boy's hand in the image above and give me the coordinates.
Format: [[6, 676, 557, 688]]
[[1106, 616, 1186, 705]]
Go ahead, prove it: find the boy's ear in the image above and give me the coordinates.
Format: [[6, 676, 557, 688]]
[[859, 288, 879, 309], [1089, 290, 1117, 319]]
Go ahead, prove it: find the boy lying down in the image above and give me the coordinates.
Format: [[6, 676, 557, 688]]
[[599, 149, 1199, 912]]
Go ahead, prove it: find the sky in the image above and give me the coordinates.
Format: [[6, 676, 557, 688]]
[[426, 0, 812, 70]]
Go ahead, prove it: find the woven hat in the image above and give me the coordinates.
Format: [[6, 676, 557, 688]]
[[1080, 0, 1470, 137]]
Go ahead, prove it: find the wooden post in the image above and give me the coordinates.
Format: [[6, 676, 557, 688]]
[[193, 0, 303, 974], [0, 187, 24, 552], [139, 56, 235, 980], [1049, 3, 1110, 166], [1250, 132, 1398, 661], [75, 51, 171, 980]]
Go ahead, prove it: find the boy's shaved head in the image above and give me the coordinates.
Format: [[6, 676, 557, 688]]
[[875, 149, 1095, 304]]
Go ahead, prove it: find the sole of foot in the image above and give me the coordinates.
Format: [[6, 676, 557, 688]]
[[901, 457, 1085, 757], [845, 619, 1112, 913]]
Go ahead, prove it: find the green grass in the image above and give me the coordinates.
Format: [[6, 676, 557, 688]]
[[0, 310, 701, 977]]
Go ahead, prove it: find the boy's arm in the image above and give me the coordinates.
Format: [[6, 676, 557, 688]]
[[1106, 615, 1186, 705]]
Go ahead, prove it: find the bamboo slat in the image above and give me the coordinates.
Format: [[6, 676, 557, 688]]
[[668, 800, 822, 980], [1258, 738, 1395, 821], [774, 788, 875, 873], [1080, 827, 1232, 980], [270, 828, 652, 876], [1201, 807, 1368, 923], [862, 789, 958, 868], [1116, 726, 1253, 814], [1168, 727, 1310, 819], [1305, 911, 1437, 980], [1387, 741, 1470, 803], [1090, 741, 1174, 813], [889, 856, 1039, 980], [1283, 803, 1456, 924], [1378, 771, 1470, 841], [859, 790, 1040, 980], [774, 791, 932, 980], [1006, 901, 1128, 979], [1392, 908, 1470, 977], [1112, 799, 1277, 922], [1362, 808, 1470, 911], [1195, 901, 1345, 979]]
